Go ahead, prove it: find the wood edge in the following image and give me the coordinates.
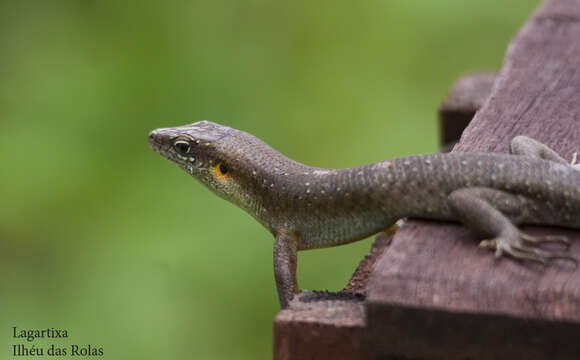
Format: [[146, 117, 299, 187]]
[[272, 232, 392, 359], [439, 72, 497, 150]]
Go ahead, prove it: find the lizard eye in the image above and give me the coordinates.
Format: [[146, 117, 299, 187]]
[[213, 162, 229, 180], [174, 140, 191, 155]]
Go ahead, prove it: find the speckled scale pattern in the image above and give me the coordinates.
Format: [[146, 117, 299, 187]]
[[149, 121, 580, 308], [149, 122, 580, 250], [259, 152, 580, 249]]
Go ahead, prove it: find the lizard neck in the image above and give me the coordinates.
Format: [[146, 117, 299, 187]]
[[219, 131, 320, 231], [219, 129, 402, 235], [229, 146, 399, 234]]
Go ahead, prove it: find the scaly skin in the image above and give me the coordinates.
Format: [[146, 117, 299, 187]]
[[149, 121, 579, 308]]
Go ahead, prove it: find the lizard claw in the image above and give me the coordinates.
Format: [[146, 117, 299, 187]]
[[478, 233, 577, 267], [571, 152, 578, 166]]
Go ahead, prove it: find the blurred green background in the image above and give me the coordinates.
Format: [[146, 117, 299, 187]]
[[1, 1, 539, 359]]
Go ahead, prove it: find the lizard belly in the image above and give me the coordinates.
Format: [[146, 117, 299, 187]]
[[293, 211, 397, 250]]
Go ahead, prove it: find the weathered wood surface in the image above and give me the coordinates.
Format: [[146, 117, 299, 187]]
[[367, 0, 580, 359], [273, 233, 391, 360], [274, 294, 366, 360]]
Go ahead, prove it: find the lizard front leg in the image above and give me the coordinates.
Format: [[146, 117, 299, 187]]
[[274, 232, 300, 309], [448, 187, 575, 265]]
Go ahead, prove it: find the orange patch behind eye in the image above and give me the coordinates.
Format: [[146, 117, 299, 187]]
[[213, 162, 228, 181]]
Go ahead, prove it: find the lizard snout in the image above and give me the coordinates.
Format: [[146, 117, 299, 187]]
[[148, 128, 172, 152]]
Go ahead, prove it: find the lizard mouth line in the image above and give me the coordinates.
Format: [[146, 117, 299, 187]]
[[148, 131, 207, 170], [150, 143, 206, 172]]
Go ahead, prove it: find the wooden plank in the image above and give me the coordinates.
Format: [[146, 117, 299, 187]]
[[273, 295, 367, 360], [366, 0, 580, 359], [273, 233, 391, 360]]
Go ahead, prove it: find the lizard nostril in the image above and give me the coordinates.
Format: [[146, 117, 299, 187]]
[[148, 131, 158, 147], [148, 130, 168, 151]]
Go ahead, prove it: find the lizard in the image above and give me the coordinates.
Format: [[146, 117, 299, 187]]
[[148, 121, 579, 309]]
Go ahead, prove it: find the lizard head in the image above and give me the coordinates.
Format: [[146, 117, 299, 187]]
[[148, 120, 287, 224], [148, 121, 241, 198], [149, 120, 305, 231]]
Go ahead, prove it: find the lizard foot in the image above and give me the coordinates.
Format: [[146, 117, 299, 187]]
[[478, 232, 577, 266]]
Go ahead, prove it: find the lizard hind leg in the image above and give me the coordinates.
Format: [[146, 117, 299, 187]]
[[510, 135, 580, 169], [448, 187, 576, 266]]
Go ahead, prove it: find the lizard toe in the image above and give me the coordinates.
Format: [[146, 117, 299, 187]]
[[478, 238, 512, 259], [570, 152, 579, 166], [520, 233, 570, 249], [511, 238, 577, 266], [478, 239, 497, 250], [479, 234, 577, 266]]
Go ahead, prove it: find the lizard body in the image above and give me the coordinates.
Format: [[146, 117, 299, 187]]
[[149, 121, 579, 308]]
